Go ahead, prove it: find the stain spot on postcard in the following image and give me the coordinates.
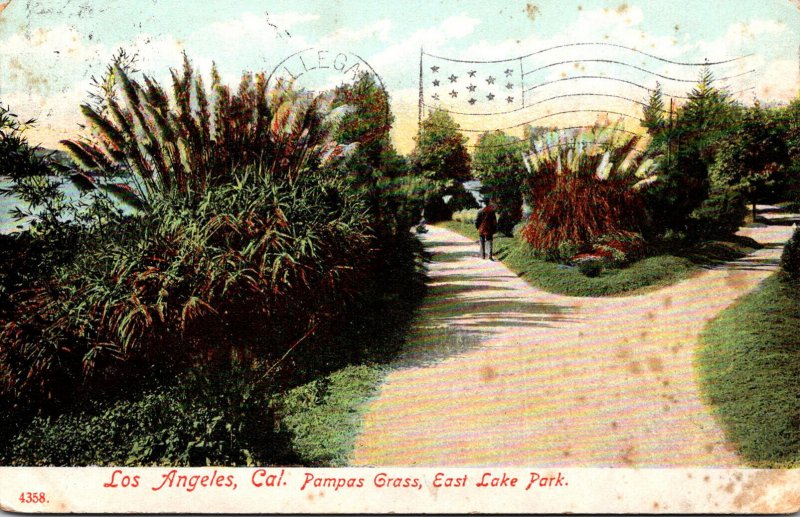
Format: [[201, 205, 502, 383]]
[[620, 444, 635, 465], [647, 356, 664, 372], [525, 3, 540, 21], [627, 361, 642, 374]]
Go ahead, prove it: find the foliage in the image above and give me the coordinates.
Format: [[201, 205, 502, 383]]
[[644, 67, 740, 234], [641, 82, 668, 140], [687, 186, 747, 240], [570, 233, 648, 273], [452, 209, 479, 224], [781, 227, 800, 281], [0, 105, 113, 238], [1, 48, 435, 469], [278, 365, 384, 466], [413, 109, 472, 182], [62, 54, 355, 208], [3, 229, 427, 466], [520, 122, 657, 258], [0, 168, 372, 413], [6, 362, 289, 466], [331, 73, 425, 236], [698, 274, 800, 467], [786, 98, 800, 201], [710, 103, 789, 220], [0, 104, 50, 179], [1, 54, 381, 415], [576, 258, 603, 278], [440, 220, 759, 297], [473, 131, 527, 236], [412, 109, 472, 221], [445, 186, 479, 214]]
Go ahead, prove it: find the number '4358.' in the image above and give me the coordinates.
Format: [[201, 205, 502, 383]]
[[19, 492, 46, 503]]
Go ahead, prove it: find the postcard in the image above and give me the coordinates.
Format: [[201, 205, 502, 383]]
[[1, 0, 799, 513]]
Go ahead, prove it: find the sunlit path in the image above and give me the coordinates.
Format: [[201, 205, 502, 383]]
[[351, 206, 798, 467]]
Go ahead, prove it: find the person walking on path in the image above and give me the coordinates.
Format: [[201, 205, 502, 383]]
[[475, 202, 497, 260]]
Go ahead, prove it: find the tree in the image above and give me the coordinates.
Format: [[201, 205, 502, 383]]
[[333, 72, 393, 174], [331, 72, 423, 235], [711, 103, 789, 220], [641, 82, 666, 138], [412, 109, 472, 221], [785, 98, 800, 202], [0, 104, 85, 237], [473, 131, 526, 236], [643, 67, 740, 235]]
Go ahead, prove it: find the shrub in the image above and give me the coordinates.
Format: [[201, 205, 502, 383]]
[[576, 258, 604, 278], [452, 209, 479, 224], [0, 168, 372, 411], [1, 53, 428, 468], [642, 68, 740, 236], [62, 54, 355, 208], [710, 104, 789, 221], [445, 187, 479, 214], [422, 194, 452, 222], [688, 187, 747, 240], [6, 362, 288, 466], [781, 227, 800, 281], [0, 54, 381, 415], [331, 73, 426, 238], [521, 123, 657, 259]]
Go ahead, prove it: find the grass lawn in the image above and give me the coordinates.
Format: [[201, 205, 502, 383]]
[[437, 220, 760, 297], [278, 364, 385, 466], [697, 274, 800, 467]]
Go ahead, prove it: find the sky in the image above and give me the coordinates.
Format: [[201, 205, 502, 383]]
[[1, 0, 799, 154]]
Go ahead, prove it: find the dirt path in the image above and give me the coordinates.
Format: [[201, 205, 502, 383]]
[[351, 207, 798, 467]]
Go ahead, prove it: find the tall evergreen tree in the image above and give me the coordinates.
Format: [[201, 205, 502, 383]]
[[643, 66, 740, 235], [641, 82, 666, 137]]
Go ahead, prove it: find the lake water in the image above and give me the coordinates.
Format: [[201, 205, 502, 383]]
[[1, 177, 94, 234], [1, 178, 489, 234]]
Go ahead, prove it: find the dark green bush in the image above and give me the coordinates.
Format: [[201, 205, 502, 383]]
[[423, 195, 453, 222], [6, 363, 290, 466], [445, 187, 479, 214], [688, 187, 747, 240], [577, 259, 603, 278], [781, 227, 800, 281]]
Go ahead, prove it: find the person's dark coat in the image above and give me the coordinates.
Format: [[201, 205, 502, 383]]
[[475, 205, 498, 238]]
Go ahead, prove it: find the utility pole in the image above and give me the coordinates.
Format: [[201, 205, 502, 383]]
[[418, 47, 424, 132]]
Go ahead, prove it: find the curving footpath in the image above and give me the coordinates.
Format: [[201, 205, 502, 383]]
[[351, 206, 799, 467]]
